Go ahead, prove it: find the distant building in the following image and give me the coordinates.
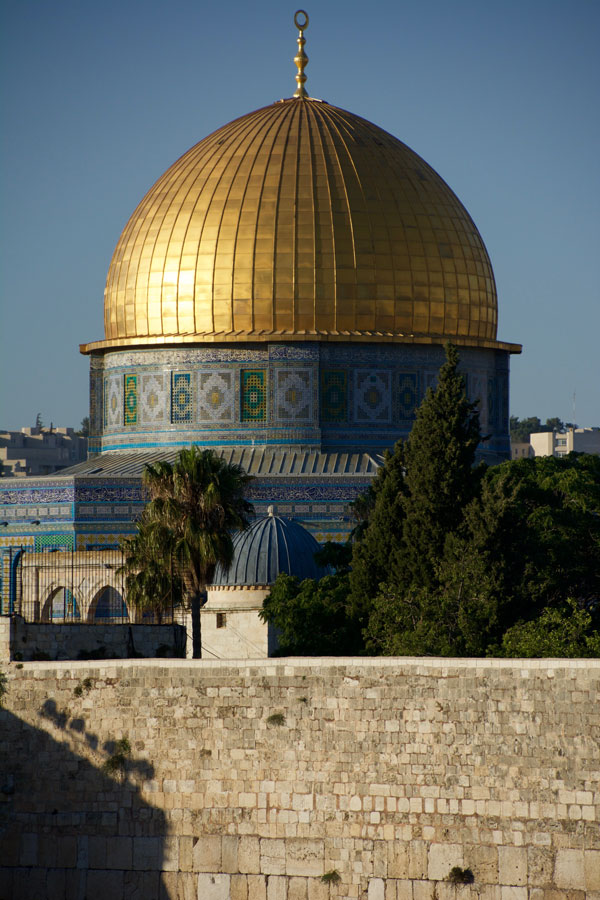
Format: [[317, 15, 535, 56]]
[[511, 441, 534, 460], [529, 427, 600, 458], [0, 427, 87, 477]]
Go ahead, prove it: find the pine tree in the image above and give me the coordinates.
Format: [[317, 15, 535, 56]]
[[352, 343, 484, 652], [348, 440, 407, 626], [351, 344, 481, 610], [395, 342, 482, 591]]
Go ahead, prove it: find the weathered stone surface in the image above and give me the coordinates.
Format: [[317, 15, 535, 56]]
[[2, 658, 599, 899], [196, 873, 230, 900], [286, 839, 324, 877]]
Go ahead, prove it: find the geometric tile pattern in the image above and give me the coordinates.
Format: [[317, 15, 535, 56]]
[[124, 374, 138, 426], [321, 370, 347, 423], [468, 374, 484, 406], [354, 370, 391, 423], [276, 369, 312, 422], [198, 371, 234, 422], [241, 370, 267, 422], [171, 372, 193, 423], [140, 373, 168, 423], [499, 374, 509, 430], [397, 372, 419, 420], [104, 374, 123, 428], [34, 534, 75, 551], [487, 376, 497, 430]]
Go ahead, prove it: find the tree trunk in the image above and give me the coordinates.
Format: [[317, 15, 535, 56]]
[[191, 594, 202, 658]]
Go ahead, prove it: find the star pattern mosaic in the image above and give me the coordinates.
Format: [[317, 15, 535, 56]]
[[276, 369, 312, 422], [171, 373, 193, 423], [321, 370, 347, 423], [397, 373, 419, 420], [354, 371, 391, 423], [241, 370, 267, 422], [104, 375, 123, 428], [140, 373, 167, 423], [124, 374, 138, 426], [198, 371, 234, 422]]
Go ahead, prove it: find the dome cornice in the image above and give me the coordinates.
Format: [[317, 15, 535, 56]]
[[80, 331, 521, 355]]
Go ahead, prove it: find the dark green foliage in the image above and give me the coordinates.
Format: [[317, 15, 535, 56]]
[[499, 599, 600, 658], [479, 454, 600, 621], [447, 867, 474, 885], [76, 646, 108, 661], [74, 677, 94, 698], [266, 713, 286, 726], [121, 523, 184, 624], [261, 572, 364, 656], [0, 670, 7, 706], [77, 416, 90, 437], [321, 870, 341, 884], [313, 540, 352, 572], [509, 415, 565, 443], [394, 342, 481, 591], [259, 342, 599, 659], [359, 343, 484, 652], [366, 532, 502, 656], [349, 440, 407, 625], [103, 737, 131, 776]]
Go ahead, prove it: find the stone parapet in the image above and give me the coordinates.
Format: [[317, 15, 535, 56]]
[[1, 657, 599, 898]]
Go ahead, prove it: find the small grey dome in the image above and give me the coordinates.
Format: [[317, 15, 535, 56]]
[[213, 514, 330, 587]]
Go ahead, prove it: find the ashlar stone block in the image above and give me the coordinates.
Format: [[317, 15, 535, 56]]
[[498, 847, 527, 886], [267, 875, 288, 900], [238, 836, 261, 874], [197, 873, 231, 900], [193, 835, 222, 873], [554, 849, 585, 890], [428, 843, 464, 881], [261, 838, 286, 875], [286, 838, 324, 877], [585, 850, 600, 891], [499, 888, 526, 900], [288, 876, 309, 900], [368, 878, 385, 900], [222, 835, 240, 873]]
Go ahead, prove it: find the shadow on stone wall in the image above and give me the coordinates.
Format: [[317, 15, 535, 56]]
[[0, 703, 169, 900]]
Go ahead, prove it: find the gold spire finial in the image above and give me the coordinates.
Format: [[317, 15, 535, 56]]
[[293, 10, 309, 98]]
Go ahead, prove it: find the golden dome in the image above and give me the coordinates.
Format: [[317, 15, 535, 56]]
[[84, 97, 519, 353]]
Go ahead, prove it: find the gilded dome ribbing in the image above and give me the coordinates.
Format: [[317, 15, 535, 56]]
[[87, 97, 513, 353]]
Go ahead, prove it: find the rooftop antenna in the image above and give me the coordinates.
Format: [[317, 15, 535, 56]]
[[293, 10, 309, 98]]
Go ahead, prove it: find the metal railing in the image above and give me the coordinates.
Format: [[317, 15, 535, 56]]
[[9, 547, 184, 624]]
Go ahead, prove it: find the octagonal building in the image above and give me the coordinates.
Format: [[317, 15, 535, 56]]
[[0, 14, 520, 615]]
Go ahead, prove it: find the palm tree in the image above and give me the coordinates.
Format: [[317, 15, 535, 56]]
[[121, 522, 183, 624], [125, 447, 254, 656]]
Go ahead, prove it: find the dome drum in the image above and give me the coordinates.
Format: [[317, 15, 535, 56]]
[[90, 341, 511, 462]]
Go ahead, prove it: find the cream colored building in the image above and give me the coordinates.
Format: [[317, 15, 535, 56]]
[[529, 427, 600, 458], [0, 427, 87, 477]]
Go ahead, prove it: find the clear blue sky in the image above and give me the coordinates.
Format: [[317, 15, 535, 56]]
[[1, 0, 598, 431]]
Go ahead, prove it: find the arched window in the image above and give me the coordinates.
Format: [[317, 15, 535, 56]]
[[42, 587, 80, 622], [89, 586, 129, 623]]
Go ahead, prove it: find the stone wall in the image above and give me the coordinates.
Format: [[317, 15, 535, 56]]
[[1, 657, 599, 899], [1, 615, 186, 661]]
